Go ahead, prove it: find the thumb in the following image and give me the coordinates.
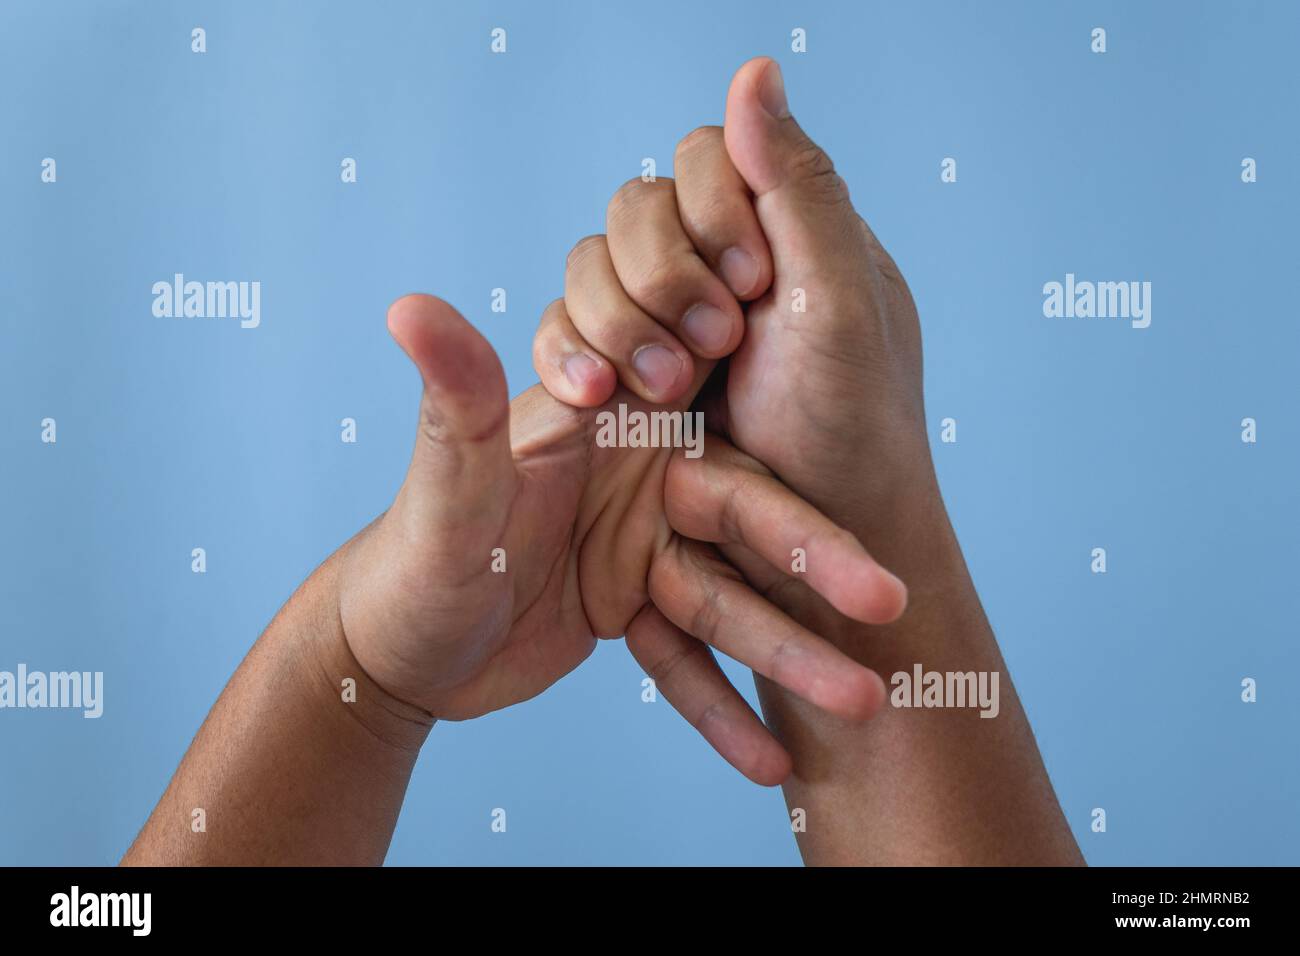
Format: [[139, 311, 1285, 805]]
[[723, 57, 866, 282], [386, 294, 515, 555]]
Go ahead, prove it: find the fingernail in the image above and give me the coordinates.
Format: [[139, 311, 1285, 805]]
[[563, 353, 599, 390], [759, 60, 790, 119], [632, 344, 683, 396], [682, 303, 734, 354], [719, 246, 760, 297]]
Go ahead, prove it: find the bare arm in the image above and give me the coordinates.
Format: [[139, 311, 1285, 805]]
[[122, 542, 433, 866], [529, 57, 1083, 865], [757, 485, 1083, 865], [123, 291, 897, 865]]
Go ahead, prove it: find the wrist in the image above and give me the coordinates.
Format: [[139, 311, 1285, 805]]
[[303, 547, 436, 757], [802, 475, 992, 661]]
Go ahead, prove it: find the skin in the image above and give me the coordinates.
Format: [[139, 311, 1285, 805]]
[[123, 291, 906, 864], [124, 56, 1081, 867], [534, 58, 1084, 865]]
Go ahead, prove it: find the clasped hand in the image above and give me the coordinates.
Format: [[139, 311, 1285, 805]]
[[337, 58, 932, 787]]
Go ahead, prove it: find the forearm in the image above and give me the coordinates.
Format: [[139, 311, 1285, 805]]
[[122, 539, 434, 866], [760, 481, 1083, 866]]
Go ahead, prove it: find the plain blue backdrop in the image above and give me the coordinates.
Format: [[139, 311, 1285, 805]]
[[2, 0, 1296, 865]]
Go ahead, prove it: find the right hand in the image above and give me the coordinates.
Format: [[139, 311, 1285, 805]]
[[534, 57, 941, 638]]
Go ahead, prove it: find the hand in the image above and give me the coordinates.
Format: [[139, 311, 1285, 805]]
[[530, 60, 1088, 867], [336, 292, 906, 784], [534, 58, 938, 634]]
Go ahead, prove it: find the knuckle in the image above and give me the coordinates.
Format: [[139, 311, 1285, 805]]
[[579, 308, 636, 350], [647, 550, 687, 613], [717, 474, 746, 544], [565, 234, 607, 271], [790, 139, 836, 180], [647, 551, 672, 598], [531, 302, 565, 367], [690, 698, 729, 735], [608, 177, 644, 217], [675, 125, 724, 164], [537, 296, 567, 332], [722, 443, 773, 479], [530, 331, 546, 371], [789, 140, 849, 205], [680, 191, 737, 244], [607, 176, 675, 227], [625, 255, 692, 313], [766, 633, 800, 686], [689, 583, 725, 647], [641, 637, 703, 685], [417, 404, 452, 449]]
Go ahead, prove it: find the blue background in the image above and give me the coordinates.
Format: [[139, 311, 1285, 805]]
[[2, 0, 1296, 866]]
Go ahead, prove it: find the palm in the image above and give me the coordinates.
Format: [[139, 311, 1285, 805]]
[[420, 382, 683, 719]]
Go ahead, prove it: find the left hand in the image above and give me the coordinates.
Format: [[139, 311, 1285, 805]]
[[338, 289, 905, 785]]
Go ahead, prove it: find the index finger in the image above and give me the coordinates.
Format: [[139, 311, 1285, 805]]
[[674, 125, 774, 301]]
